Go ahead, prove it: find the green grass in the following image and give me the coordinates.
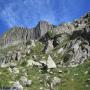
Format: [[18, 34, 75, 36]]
[[0, 68, 14, 87], [0, 37, 90, 90], [55, 58, 90, 90]]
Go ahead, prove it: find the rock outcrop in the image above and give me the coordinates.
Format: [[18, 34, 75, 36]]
[[0, 21, 55, 48]]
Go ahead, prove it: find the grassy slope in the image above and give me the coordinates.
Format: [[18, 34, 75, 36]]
[[0, 41, 90, 90]]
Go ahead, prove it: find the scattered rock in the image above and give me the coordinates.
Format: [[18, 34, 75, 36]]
[[40, 60, 47, 65], [20, 76, 32, 87], [17, 51, 22, 60], [51, 77, 61, 89], [8, 67, 12, 73], [10, 62, 17, 68], [40, 87, 44, 90], [71, 78, 74, 81], [49, 71, 53, 74], [12, 67, 19, 74], [74, 73, 78, 76], [27, 59, 34, 66], [31, 40, 35, 47], [85, 84, 89, 87], [0, 62, 9, 68], [27, 59, 41, 67], [11, 81, 23, 90], [84, 71, 88, 74], [57, 48, 64, 54], [42, 56, 45, 59], [58, 70, 63, 73], [45, 40, 54, 53], [27, 45, 31, 49], [26, 48, 31, 55]]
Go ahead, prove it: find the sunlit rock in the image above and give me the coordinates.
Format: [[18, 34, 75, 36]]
[[47, 55, 56, 69]]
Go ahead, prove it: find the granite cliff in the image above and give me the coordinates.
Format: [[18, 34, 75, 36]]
[[0, 21, 55, 48]]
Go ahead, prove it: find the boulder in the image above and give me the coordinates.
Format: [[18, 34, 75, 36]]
[[25, 46, 31, 55], [84, 71, 88, 74], [47, 55, 56, 69], [8, 67, 12, 73], [31, 40, 35, 47], [0, 61, 9, 68], [10, 62, 17, 68], [51, 77, 61, 89], [11, 81, 23, 90], [26, 49, 31, 55], [73, 43, 79, 53], [40, 87, 44, 90], [27, 60, 34, 66], [27, 45, 31, 49], [74, 73, 78, 76], [58, 70, 63, 73], [20, 76, 32, 87], [12, 67, 19, 74], [57, 48, 64, 54], [16, 51, 21, 60], [45, 40, 54, 53], [40, 61, 47, 65], [27, 59, 41, 67]]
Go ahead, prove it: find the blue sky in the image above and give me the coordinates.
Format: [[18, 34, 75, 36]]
[[0, 0, 90, 34]]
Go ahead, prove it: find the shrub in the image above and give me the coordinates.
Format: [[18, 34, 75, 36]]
[[47, 30, 55, 39]]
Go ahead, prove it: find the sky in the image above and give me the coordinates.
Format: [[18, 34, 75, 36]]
[[0, 0, 90, 34]]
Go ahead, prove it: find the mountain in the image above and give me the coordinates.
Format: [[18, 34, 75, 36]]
[[0, 21, 55, 48], [0, 12, 90, 90]]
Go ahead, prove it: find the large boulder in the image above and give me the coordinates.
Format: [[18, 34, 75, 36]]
[[47, 55, 56, 69]]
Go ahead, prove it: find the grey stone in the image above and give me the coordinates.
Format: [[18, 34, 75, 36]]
[[20, 76, 32, 87], [12, 67, 19, 74], [12, 81, 23, 90], [0, 21, 54, 48], [51, 77, 61, 89], [47, 55, 56, 69]]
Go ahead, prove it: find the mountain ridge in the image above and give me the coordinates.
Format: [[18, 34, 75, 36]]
[[0, 20, 55, 48], [0, 12, 90, 90], [0, 12, 90, 48]]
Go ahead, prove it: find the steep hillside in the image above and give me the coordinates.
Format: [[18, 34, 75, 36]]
[[0, 12, 90, 90]]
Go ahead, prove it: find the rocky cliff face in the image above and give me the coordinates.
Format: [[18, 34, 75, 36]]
[[0, 21, 54, 48]]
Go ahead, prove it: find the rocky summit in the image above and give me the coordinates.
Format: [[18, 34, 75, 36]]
[[0, 12, 90, 90], [0, 21, 54, 48]]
